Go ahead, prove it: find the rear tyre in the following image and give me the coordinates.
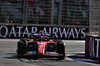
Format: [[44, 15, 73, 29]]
[[20, 38, 27, 43], [17, 40, 27, 58], [57, 41, 65, 60]]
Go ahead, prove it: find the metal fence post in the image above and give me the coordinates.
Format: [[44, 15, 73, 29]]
[[58, 0, 62, 26], [51, 0, 55, 25], [89, 0, 91, 35], [22, 0, 27, 25]]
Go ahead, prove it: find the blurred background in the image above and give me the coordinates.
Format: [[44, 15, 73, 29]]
[[0, 0, 100, 36]]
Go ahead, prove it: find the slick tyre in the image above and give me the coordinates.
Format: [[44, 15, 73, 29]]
[[20, 38, 27, 43], [57, 40, 62, 44], [57, 42, 65, 60], [17, 41, 27, 57]]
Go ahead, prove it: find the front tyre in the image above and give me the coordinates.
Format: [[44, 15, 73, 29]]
[[17, 41, 27, 58], [57, 42, 65, 60]]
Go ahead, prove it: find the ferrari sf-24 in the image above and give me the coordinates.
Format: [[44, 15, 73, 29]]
[[17, 33, 66, 60]]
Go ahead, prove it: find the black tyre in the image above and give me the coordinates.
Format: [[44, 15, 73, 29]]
[[20, 38, 27, 43], [17, 40, 27, 57], [57, 42, 65, 60], [57, 40, 62, 43]]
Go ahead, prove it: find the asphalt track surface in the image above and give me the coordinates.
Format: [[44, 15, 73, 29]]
[[0, 39, 99, 66]]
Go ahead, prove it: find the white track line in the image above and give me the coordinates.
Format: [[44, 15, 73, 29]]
[[65, 52, 100, 65]]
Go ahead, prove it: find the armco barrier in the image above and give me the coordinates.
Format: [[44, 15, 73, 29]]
[[85, 35, 100, 60]]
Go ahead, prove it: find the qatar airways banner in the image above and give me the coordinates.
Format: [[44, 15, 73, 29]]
[[85, 35, 100, 60], [0, 25, 89, 39]]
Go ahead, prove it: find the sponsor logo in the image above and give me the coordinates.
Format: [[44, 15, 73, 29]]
[[0, 25, 88, 39], [86, 36, 100, 59]]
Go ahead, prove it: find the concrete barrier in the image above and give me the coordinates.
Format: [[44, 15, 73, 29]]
[[85, 35, 100, 60]]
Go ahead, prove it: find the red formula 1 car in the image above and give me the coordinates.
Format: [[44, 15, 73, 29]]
[[17, 33, 65, 60]]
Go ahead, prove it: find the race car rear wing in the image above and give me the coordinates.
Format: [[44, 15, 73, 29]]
[[29, 30, 55, 38], [29, 33, 52, 38], [34, 33, 51, 36]]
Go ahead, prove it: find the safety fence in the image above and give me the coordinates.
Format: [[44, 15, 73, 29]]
[[0, 0, 89, 26]]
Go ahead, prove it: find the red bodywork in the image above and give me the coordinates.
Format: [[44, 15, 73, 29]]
[[24, 36, 60, 57]]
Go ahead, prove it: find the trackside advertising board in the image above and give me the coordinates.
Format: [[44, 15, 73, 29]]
[[0, 25, 89, 39], [85, 35, 100, 60]]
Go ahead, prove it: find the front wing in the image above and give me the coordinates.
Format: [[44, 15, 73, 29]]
[[23, 51, 63, 57]]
